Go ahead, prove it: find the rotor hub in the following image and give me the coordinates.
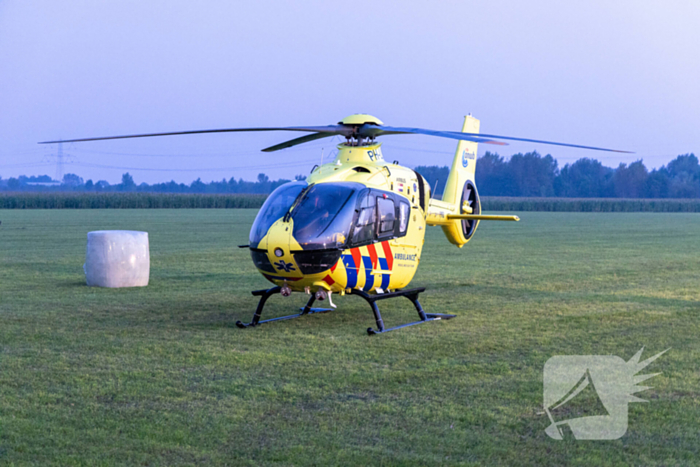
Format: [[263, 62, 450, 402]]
[[338, 114, 384, 126]]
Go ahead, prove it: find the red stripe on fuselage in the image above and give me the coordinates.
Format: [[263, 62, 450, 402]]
[[381, 241, 393, 270], [351, 248, 362, 272], [330, 260, 338, 273], [366, 243, 378, 269]]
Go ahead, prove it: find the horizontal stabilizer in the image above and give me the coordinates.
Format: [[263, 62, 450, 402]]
[[446, 214, 520, 222]]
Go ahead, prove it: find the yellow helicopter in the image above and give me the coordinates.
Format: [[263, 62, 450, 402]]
[[41, 114, 630, 334]]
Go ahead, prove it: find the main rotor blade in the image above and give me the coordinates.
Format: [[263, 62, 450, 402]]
[[262, 132, 337, 152], [473, 131, 633, 153], [360, 125, 508, 146], [39, 120, 633, 154], [365, 125, 632, 153], [38, 125, 350, 144]]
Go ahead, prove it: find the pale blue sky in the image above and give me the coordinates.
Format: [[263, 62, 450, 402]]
[[1, 0, 699, 184]]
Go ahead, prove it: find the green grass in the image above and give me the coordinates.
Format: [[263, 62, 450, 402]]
[[0, 210, 698, 466]]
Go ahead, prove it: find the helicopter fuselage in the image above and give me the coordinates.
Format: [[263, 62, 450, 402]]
[[249, 143, 430, 296]]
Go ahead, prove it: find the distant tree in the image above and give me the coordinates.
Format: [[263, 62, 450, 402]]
[[666, 154, 700, 198], [95, 180, 111, 192], [254, 173, 271, 194], [7, 177, 20, 190], [645, 169, 670, 198], [414, 165, 450, 197], [62, 173, 84, 187], [190, 178, 206, 193], [475, 152, 512, 196], [227, 177, 238, 193], [666, 153, 699, 178], [613, 161, 648, 198], [294, 174, 307, 181], [119, 173, 136, 192], [27, 175, 53, 183], [555, 158, 613, 197], [508, 151, 558, 197], [84, 179, 94, 191]]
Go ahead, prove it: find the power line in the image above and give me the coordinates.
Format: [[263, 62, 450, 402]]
[[0, 162, 53, 169], [54, 137, 335, 158], [64, 158, 319, 172]]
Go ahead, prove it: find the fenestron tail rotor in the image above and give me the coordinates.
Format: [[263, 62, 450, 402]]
[[39, 113, 633, 154]]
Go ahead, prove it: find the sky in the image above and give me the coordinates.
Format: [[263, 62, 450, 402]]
[[1, 0, 699, 185]]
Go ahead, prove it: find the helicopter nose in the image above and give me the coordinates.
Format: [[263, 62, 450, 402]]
[[264, 220, 300, 275]]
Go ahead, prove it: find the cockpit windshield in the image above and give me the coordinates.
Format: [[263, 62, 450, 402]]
[[249, 181, 307, 248], [291, 182, 363, 250]]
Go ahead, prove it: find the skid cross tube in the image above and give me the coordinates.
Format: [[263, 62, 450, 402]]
[[236, 286, 455, 335], [349, 288, 456, 335], [235, 287, 333, 329]]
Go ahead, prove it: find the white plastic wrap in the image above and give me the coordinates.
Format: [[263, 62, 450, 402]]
[[84, 230, 150, 288]]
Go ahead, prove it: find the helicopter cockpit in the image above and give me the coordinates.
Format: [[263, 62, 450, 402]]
[[249, 181, 411, 253]]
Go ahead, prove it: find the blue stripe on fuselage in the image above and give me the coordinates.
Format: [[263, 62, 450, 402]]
[[342, 254, 357, 289], [378, 257, 390, 289], [362, 256, 374, 291]]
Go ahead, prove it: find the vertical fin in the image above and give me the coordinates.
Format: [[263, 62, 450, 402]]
[[441, 115, 479, 206]]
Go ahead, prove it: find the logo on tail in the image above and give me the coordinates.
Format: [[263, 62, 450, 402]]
[[462, 150, 476, 168]]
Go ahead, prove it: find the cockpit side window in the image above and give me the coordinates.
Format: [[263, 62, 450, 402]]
[[347, 190, 411, 247], [398, 201, 410, 235], [350, 191, 376, 246], [376, 196, 396, 237]]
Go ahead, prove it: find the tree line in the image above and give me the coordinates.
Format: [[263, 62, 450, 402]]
[[2, 152, 698, 198], [0, 173, 303, 194], [416, 152, 699, 198]]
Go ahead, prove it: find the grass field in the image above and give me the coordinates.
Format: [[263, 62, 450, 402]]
[[0, 210, 698, 466]]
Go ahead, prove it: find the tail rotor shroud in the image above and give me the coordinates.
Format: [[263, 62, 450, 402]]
[[461, 181, 480, 240]]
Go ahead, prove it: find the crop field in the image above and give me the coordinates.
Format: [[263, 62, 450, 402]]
[[0, 209, 699, 466], [3, 193, 700, 212]]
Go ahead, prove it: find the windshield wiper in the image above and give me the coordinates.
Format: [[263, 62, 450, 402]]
[[283, 184, 312, 222]]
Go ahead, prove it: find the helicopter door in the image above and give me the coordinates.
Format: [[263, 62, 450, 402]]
[[376, 195, 396, 241], [396, 200, 410, 237], [350, 191, 376, 246]]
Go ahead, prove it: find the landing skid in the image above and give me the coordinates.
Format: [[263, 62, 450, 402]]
[[236, 286, 455, 335], [349, 288, 456, 335], [235, 287, 333, 329]]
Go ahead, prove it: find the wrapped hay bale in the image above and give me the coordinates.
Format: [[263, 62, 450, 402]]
[[84, 230, 150, 287]]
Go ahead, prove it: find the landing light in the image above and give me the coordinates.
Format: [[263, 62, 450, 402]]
[[274, 248, 284, 257]]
